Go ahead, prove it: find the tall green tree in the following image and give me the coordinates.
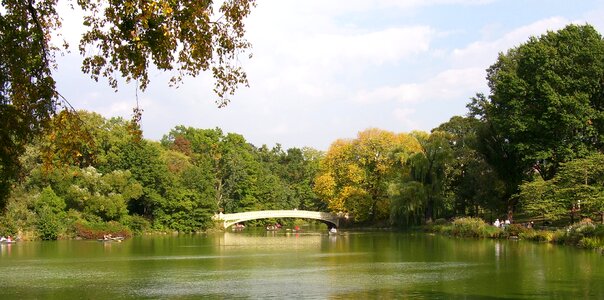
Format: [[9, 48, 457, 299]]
[[468, 24, 604, 220], [396, 131, 453, 223], [484, 24, 604, 179], [435, 116, 505, 218]]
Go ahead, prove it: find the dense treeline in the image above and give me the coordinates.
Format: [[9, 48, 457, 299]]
[[2, 24, 604, 240], [321, 24, 604, 226], [0, 111, 324, 239]]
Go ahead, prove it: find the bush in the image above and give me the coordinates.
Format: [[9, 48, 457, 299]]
[[577, 237, 602, 249], [75, 221, 132, 239], [36, 209, 63, 240], [550, 220, 604, 251], [504, 224, 530, 237], [519, 230, 553, 242], [551, 229, 568, 244], [448, 217, 500, 238], [433, 218, 448, 225], [121, 214, 150, 234]]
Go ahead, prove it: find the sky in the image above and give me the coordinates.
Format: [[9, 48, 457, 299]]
[[54, 0, 604, 151]]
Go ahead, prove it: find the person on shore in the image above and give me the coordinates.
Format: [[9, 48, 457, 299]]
[[493, 219, 501, 227]]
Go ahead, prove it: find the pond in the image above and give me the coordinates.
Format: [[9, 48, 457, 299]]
[[0, 229, 602, 299]]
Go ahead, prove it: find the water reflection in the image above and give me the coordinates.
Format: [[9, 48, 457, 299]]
[[0, 243, 12, 256], [0, 232, 602, 299]]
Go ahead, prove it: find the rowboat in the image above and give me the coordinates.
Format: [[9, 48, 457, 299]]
[[98, 236, 125, 242], [0, 237, 16, 244]]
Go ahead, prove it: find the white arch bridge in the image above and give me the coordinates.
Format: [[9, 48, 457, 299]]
[[213, 210, 339, 229]]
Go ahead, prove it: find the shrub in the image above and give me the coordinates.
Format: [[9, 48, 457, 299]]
[[36, 209, 63, 240], [449, 217, 499, 238], [551, 229, 568, 244], [433, 218, 448, 225], [504, 224, 530, 237], [577, 237, 602, 249], [121, 215, 150, 234], [75, 221, 132, 239], [519, 230, 553, 242], [562, 220, 597, 245]]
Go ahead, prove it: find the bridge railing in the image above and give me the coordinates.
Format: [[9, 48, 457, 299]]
[[213, 210, 339, 228]]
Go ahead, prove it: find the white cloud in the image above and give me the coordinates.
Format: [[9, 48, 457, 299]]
[[451, 17, 570, 68], [355, 67, 484, 104], [285, 27, 433, 68], [393, 108, 419, 130], [48, 0, 604, 151]]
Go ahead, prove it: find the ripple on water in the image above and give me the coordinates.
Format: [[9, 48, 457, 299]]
[[131, 261, 477, 298]]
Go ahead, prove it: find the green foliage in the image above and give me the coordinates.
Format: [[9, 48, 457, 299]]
[[519, 153, 604, 224], [389, 181, 426, 226], [61, 167, 142, 221], [0, 0, 256, 210], [0, 0, 60, 208], [34, 187, 67, 240], [465, 24, 604, 221], [484, 24, 604, 180], [0, 188, 38, 236], [36, 209, 63, 240], [577, 237, 602, 250], [446, 217, 501, 238], [550, 220, 604, 251], [504, 223, 530, 237], [518, 177, 567, 222], [154, 189, 215, 232], [405, 131, 454, 223], [518, 230, 553, 242], [120, 215, 151, 235], [74, 221, 132, 240], [36, 186, 66, 214], [435, 116, 506, 217]]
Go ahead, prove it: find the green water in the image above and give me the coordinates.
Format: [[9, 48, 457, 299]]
[[0, 230, 602, 299]]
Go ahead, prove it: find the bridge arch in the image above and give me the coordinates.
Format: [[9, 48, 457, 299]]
[[213, 210, 339, 229]]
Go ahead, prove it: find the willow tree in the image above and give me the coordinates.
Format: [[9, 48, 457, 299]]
[[0, 0, 255, 208], [389, 131, 453, 225]]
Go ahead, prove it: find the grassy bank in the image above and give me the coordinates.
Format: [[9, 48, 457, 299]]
[[426, 217, 604, 254]]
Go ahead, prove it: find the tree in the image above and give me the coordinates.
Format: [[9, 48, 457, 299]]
[[518, 177, 565, 224], [35, 186, 66, 240], [400, 131, 453, 223], [470, 24, 604, 221], [553, 153, 604, 224], [0, 0, 256, 209], [435, 116, 505, 219], [467, 94, 526, 220], [484, 24, 604, 180], [114, 140, 170, 219], [315, 128, 421, 223]]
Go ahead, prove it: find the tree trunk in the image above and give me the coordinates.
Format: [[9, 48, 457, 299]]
[[425, 197, 434, 223]]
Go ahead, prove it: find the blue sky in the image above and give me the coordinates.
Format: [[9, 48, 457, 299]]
[[54, 0, 604, 151]]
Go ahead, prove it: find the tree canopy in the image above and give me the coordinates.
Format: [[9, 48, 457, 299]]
[[482, 24, 604, 180]]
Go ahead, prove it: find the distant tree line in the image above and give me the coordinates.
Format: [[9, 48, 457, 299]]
[[1, 24, 604, 239]]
